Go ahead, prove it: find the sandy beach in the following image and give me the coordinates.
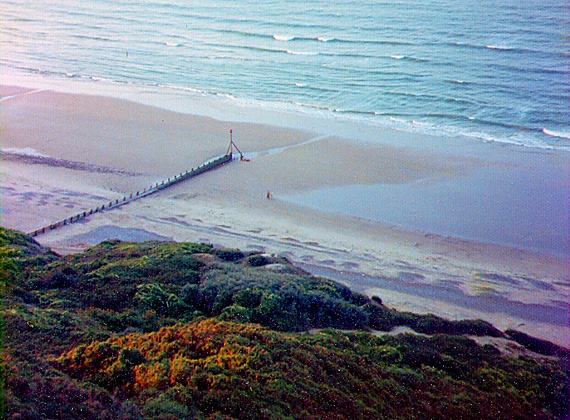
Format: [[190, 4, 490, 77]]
[[1, 85, 568, 347]]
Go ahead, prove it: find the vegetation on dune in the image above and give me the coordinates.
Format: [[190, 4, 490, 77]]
[[55, 320, 565, 420], [1, 227, 568, 419]]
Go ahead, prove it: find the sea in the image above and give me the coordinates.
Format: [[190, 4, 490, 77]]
[[1, 0, 569, 256], [2, 0, 569, 151]]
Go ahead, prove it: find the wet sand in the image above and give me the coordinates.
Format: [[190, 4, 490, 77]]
[[1, 85, 568, 347]]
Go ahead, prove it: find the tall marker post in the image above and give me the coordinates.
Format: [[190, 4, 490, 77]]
[[227, 129, 247, 160]]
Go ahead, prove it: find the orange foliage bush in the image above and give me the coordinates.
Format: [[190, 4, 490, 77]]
[[54, 320, 562, 420]]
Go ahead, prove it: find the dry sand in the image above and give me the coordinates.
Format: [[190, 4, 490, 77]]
[[1, 86, 568, 347]]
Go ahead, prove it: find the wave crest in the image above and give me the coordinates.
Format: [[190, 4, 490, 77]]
[[274, 34, 294, 42], [542, 129, 570, 140], [2, 147, 48, 157]]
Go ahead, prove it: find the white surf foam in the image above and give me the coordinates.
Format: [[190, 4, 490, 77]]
[[274, 34, 294, 42], [287, 50, 318, 56], [2, 147, 48, 157], [543, 129, 570, 140]]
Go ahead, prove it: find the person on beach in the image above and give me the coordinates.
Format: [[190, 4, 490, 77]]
[[266, 191, 273, 199]]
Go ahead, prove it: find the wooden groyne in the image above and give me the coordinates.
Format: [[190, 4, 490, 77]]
[[29, 154, 233, 237]]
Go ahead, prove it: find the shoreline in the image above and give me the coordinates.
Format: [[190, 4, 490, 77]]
[[4, 71, 569, 154], [1, 83, 568, 347]]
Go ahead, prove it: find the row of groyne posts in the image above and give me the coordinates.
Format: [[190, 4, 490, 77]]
[[29, 152, 234, 237]]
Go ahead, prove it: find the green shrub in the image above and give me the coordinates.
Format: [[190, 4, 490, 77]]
[[144, 390, 195, 420], [247, 255, 270, 267], [506, 329, 570, 357], [234, 288, 262, 308], [451, 319, 503, 337], [211, 248, 245, 262], [89, 308, 161, 333], [135, 283, 188, 317], [371, 295, 383, 305], [220, 305, 253, 323]]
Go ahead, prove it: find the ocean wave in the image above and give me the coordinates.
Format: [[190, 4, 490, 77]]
[[542, 129, 570, 140], [385, 90, 444, 102], [74, 34, 114, 42], [273, 34, 295, 42], [462, 115, 540, 132], [216, 27, 415, 47], [2, 147, 47, 158], [290, 35, 338, 43], [485, 45, 514, 51], [308, 36, 400, 45], [395, 55, 430, 63], [218, 29, 329, 44], [239, 45, 290, 55], [320, 51, 430, 63], [445, 79, 470, 85], [286, 50, 319, 56], [312, 107, 566, 151], [217, 28, 269, 40], [486, 61, 568, 77], [5, 64, 122, 85], [290, 84, 339, 94], [530, 67, 568, 76], [448, 41, 560, 58], [383, 117, 560, 151]]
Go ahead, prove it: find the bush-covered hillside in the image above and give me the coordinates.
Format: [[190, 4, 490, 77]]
[[1, 227, 568, 419]]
